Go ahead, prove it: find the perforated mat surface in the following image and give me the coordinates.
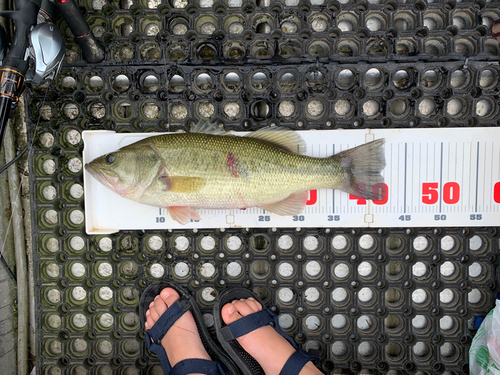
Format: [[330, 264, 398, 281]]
[[28, 0, 500, 374]]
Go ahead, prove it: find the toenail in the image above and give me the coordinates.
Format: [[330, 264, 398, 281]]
[[240, 299, 245, 302], [154, 295, 159, 300], [146, 310, 150, 316], [161, 290, 171, 299], [149, 301, 154, 307], [228, 306, 235, 314], [231, 300, 237, 304]]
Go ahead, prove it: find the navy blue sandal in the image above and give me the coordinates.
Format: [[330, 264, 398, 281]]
[[139, 280, 240, 375], [213, 288, 318, 375]]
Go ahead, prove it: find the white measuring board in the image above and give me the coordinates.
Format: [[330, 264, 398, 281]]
[[83, 128, 500, 234]]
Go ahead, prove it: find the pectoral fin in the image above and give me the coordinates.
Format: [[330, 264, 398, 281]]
[[168, 206, 202, 225], [159, 175, 205, 193], [258, 191, 308, 216]]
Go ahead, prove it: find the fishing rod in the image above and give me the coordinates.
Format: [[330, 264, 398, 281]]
[[0, 0, 105, 171], [0, 0, 40, 152], [53, 0, 105, 64]]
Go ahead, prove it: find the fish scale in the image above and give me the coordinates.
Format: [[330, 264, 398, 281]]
[[143, 133, 342, 208]]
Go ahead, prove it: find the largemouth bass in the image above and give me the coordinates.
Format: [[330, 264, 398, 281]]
[[85, 123, 386, 225]]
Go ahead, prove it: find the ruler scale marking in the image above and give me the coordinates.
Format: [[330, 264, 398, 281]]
[[475, 142, 480, 213], [439, 142, 443, 213], [418, 143, 421, 214], [404, 143, 407, 214], [490, 141, 495, 213], [484, 142, 488, 213], [395, 143, 399, 212], [411, 143, 415, 214], [332, 144, 335, 214], [446, 142, 456, 212], [464, 142, 468, 213], [426, 143, 428, 182], [454, 142, 457, 184]]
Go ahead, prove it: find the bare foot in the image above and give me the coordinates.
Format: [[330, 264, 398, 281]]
[[221, 298, 321, 375], [145, 288, 211, 374]]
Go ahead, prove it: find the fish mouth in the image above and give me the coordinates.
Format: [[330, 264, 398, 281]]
[[85, 163, 117, 192]]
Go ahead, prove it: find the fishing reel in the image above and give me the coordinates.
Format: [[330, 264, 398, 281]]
[[0, 0, 105, 149], [0, 0, 65, 149], [0, 0, 65, 94], [25, 22, 65, 85], [0, 1, 65, 86]]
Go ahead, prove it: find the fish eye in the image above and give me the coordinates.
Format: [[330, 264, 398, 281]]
[[105, 154, 116, 164]]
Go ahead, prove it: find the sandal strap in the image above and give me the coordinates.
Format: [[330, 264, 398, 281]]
[[171, 359, 220, 375], [221, 308, 275, 340], [147, 341, 171, 373], [221, 308, 300, 350], [220, 306, 318, 375], [146, 296, 191, 347], [279, 350, 316, 375]]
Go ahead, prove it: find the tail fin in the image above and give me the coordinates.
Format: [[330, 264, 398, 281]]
[[336, 139, 386, 201]]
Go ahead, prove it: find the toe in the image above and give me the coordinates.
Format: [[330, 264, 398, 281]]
[[221, 302, 244, 324], [153, 294, 168, 318], [232, 300, 257, 317], [160, 287, 181, 307], [146, 313, 156, 329], [244, 297, 262, 312], [493, 22, 500, 36], [149, 303, 161, 322], [145, 288, 181, 329]]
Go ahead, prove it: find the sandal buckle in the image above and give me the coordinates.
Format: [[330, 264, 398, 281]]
[[178, 296, 192, 311]]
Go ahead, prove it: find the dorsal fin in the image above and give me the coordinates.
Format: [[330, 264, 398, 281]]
[[244, 127, 306, 154], [190, 121, 230, 135]]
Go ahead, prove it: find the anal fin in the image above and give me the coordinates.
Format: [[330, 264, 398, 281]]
[[258, 191, 308, 216], [168, 206, 202, 225]]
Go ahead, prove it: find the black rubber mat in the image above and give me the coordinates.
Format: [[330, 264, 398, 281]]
[[28, 0, 500, 374]]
